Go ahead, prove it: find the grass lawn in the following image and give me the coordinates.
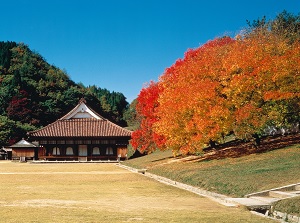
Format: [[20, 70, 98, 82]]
[[124, 144, 300, 197], [0, 161, 274, 223]]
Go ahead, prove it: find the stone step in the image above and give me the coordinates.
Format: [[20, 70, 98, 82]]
[[226, 198, 271, 210], [249, 196, 280, 204], [245, 183, 300, 198], [295, 185, 300, 190], [269, 190, 296, 198], [288, 190, 300, 195]]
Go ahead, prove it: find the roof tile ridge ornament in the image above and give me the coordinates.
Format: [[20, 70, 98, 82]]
[[79, 98, 86, 104], [60, 99, 106, 120]]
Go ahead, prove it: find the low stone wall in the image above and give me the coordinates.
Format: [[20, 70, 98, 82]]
[[118, 163, 299, 222], [271, 210, 300, 223], [117, 163, 236, 207]]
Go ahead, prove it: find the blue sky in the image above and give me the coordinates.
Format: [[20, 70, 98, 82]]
[[1, 1, 299, 102]]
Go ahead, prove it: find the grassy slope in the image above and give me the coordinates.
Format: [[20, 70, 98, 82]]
[[124, 144, 300, 197]]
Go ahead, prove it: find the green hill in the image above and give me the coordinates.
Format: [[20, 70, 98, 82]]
[[0, 42, 129, 145]]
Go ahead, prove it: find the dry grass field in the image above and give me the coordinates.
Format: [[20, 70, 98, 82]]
[[0, 161, 274, 223]]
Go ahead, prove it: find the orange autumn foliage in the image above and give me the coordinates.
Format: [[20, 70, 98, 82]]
[[224, 31, 300, 138], [132, 29, 300, 155], [155, 37, 235, 154]]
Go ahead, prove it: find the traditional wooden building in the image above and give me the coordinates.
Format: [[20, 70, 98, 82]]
[[27, 99, 132, 161], [8, 139, 38, 161]]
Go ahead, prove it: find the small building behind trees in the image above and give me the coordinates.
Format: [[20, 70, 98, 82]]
[[27, 99, 132, 161]]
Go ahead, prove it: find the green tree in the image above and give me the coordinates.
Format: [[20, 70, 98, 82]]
[[0, 115, 15, 145], [0, 41, 17, 71], [247, 10, 300, 43], [123, 99, 140, 130], [87, 85, 129, 125], [271, 10, 300, 43], [0, 115, 35, 145]]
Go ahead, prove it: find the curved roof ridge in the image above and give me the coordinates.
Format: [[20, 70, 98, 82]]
[[27, 119, 60, 135], [27, 99, 132, 138], [28, 117, 132, 138], [60, 99, 106, 120]]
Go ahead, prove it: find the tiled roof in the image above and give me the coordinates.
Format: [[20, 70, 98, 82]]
[[10, 139, 37, 147], [29, 118, 132, 138]]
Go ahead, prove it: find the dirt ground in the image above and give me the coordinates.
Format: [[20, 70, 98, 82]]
[[0, 162, 274, 223]]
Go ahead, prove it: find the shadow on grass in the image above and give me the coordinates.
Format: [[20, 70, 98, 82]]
[[190, 134, 300, 163]]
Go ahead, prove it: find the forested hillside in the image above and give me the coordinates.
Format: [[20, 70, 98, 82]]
[[132, 11, 300, 155], [0, 42, 130, 145]]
